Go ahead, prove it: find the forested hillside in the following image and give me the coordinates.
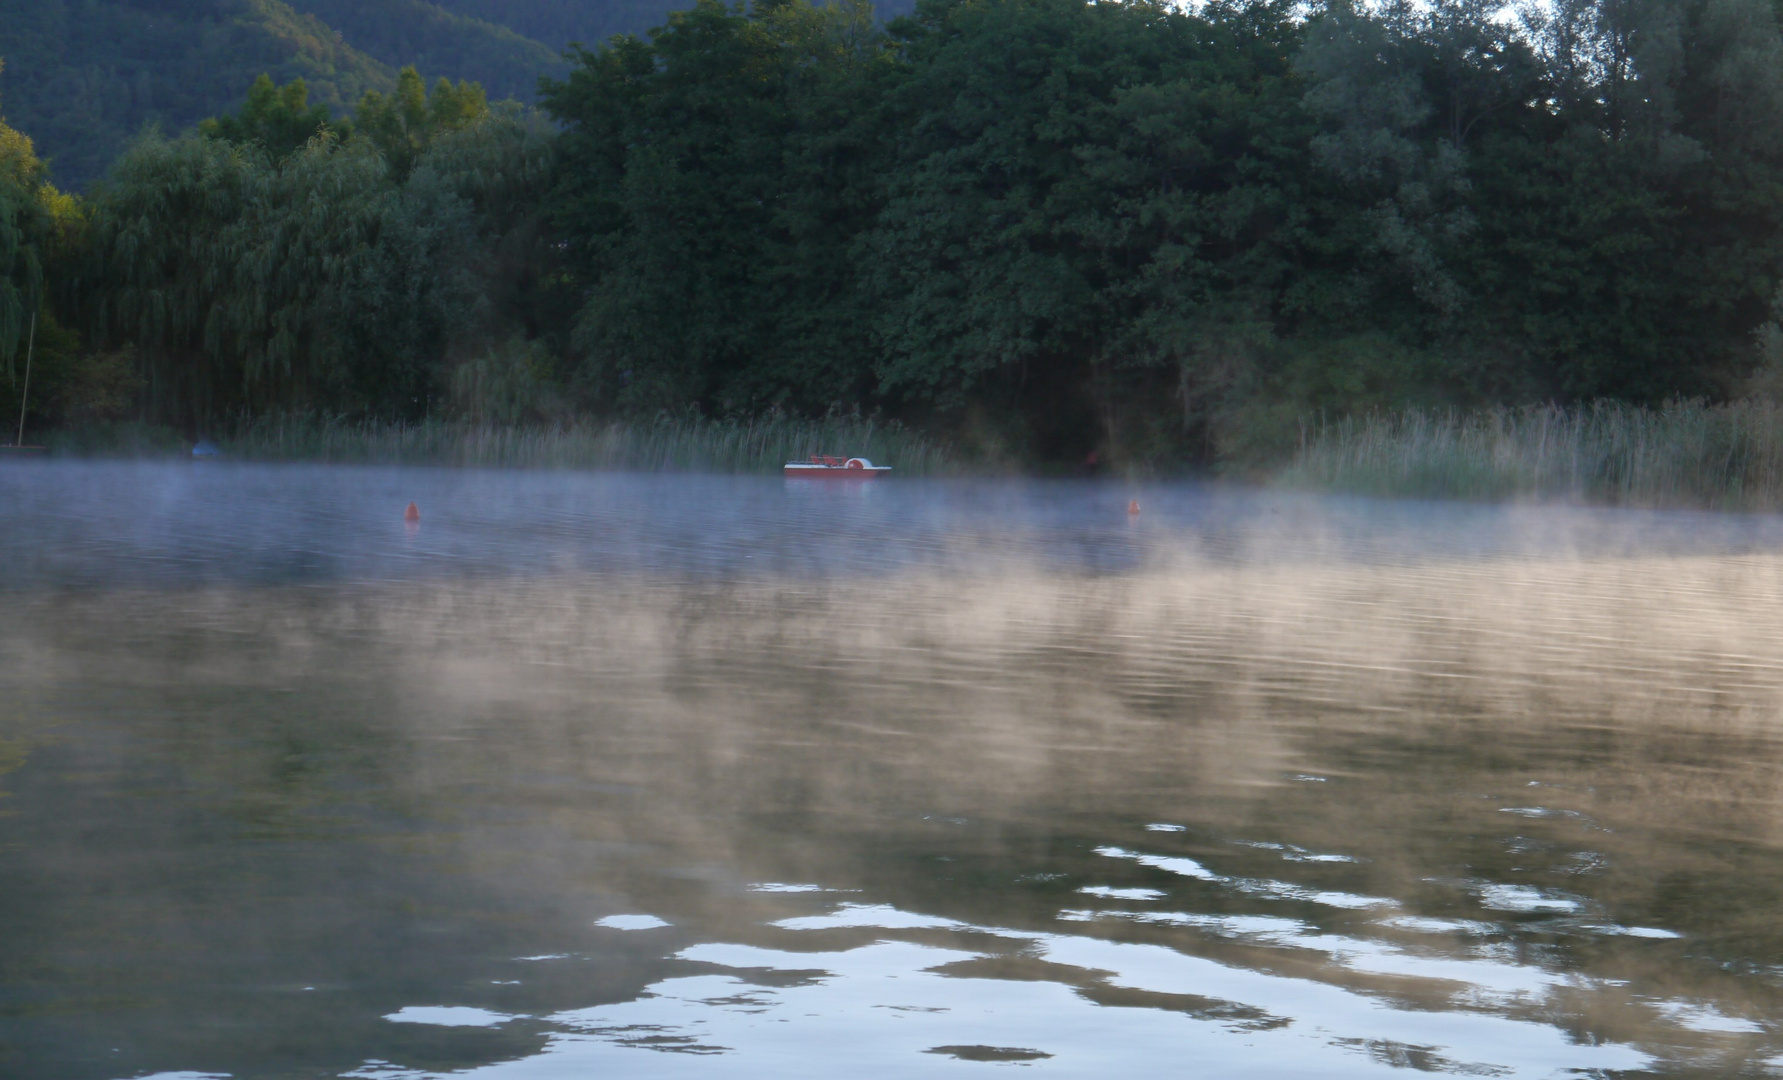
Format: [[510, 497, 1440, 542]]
[[0, 0, 915, 190], [0, 0, 393, 188], [426, 0, 708, 49], [7, 0, 1783, 470], [0, 0, 681, 189], [427, 0, 912, 48], [279, 0, 564, 100]]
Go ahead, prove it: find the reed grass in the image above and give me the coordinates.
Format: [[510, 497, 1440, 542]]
[[1277, 399, 1783, 510], [218, 413, 958, 476]]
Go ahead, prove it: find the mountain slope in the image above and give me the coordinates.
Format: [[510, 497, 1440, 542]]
[[0, 0, 395, 189], [281, 0, 564, 101], [425, 0, 698, 49], [427, 0, 916, 51], [0, 0, 914, 191]]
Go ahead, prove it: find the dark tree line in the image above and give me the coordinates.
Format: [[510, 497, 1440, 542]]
[[8, 0, 1783, 466]]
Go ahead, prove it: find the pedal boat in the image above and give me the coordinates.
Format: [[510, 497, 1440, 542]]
[[783, 455, 892, 479]]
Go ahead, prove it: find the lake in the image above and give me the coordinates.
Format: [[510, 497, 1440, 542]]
[[3, 461, 1781, 1078]]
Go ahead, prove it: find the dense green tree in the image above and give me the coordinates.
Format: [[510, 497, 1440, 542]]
[[1436, 0, 1783, 401], [15, 0, 1783, 465], [355, 65, 489, 179], [199, 74, 344, 158], [1268, 0, 1783, 410], [527, 0, 1783, 460], [84, 134, 439, 422], [860, 0, 1317, 458], [75, 74, 552, 427], [404, 102, 567, 415], [1, 71, 94, 435], [542, 0, 893, 413], [0, 84, 50, 372]]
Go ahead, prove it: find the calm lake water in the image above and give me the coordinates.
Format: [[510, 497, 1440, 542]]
[[4, 461, 1783, 1078]]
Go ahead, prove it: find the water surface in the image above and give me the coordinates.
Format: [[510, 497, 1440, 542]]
[[3, 462, 1782, 1078]]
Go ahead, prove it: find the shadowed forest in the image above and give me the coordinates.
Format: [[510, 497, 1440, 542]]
[[8, 0, 1783, 471]]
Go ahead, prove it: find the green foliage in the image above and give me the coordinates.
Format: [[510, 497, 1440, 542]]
[[281, 0, 563, 102], [1279, 400, 1783, 510], [355, 65, 489, 180], [84, 134, 391, 420], [0, 101, 49, 372], [1, 315, 142, 439], [542, 0, 894, 415], [527, 0, 1783, 467], [404, 102, 563, 355], [862, 0, 1316, 461], [449, 336, 555, 424], [70, 80, 559, 429], [16, 0, 1783, 476], [0, 0, 649, 191], [0, 76, 122, 439], [221, 411, 956, 473], [85, 133, 430, 421], [200, 75, 344, 159], [0, 0, 703, 192], [0, 0, 395, 190], [426, 0, 918, 51]]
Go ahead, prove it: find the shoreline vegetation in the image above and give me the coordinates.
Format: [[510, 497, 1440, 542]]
[[32, 413, 960, 476], [27, 399, 1783, 515], [1278, 399, 1783, 512]]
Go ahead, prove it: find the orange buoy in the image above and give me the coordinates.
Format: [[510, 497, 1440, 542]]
[[1128, 499, 1140, 515], [404, 502, 420, 523]]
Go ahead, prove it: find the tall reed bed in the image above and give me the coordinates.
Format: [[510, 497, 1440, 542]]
[[221, 413, 957, 476], [1278, 400, 1783, 509]]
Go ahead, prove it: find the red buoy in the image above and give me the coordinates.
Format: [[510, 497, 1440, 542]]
[[404, 502, 420, 523], [1128, 499, 1140, 515]]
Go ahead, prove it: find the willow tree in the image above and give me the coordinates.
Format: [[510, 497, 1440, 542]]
[[85, 132, 463, 424], [541, 0, 895, 414], [0, 74, 51, 378], [83, 82, 562, 427], [0, 68, 92, 437]]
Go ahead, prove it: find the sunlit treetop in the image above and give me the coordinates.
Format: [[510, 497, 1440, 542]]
[[199, 74, 346, 159], [355, 66, 491, 180]]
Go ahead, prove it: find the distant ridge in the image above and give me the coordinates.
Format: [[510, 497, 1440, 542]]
[[425, 0, 707, 50], [428, 0, 915, 50], [0, 0, 917, 190], [0, 0, 394, 189], [282, 0, 564, 102]]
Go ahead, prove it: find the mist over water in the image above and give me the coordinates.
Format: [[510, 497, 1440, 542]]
[[3, 462, 1782, 1078]]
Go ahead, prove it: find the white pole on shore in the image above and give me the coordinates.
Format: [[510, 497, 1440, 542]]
[[14, 308, 36, 448]]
